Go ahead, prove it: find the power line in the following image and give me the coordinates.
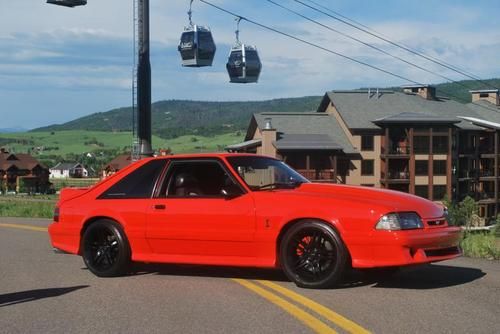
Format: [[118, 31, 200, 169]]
[[294, 0, 499, 91], [301, 0, 483, 81], [199, 0, 423, 86], [198, 0, 497, 112], [265, 0, 482, 98]]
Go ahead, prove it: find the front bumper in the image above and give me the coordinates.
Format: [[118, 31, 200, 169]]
[[348, 226, 462, 268]]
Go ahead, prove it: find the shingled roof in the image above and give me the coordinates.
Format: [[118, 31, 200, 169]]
[[0, 151, 46, 171], [103, 154, 132, 172], [250, 112, 358, 154], [274, 134, 342, 150], [373, 112, 460, 124], [318, 90, 484, 130]]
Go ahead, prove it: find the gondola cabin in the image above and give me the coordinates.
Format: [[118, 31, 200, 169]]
[[178, 25, 216, 67], [46, 0, 87, 7], [226, 44, 261, 83]]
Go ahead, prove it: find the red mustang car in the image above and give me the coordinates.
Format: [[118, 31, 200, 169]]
[[49, 153, 461, 288]]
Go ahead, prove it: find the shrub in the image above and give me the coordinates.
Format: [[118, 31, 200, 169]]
[[460, 232, 500, 260], [442, 195, 478, 226], [494, 218, 500, 237]]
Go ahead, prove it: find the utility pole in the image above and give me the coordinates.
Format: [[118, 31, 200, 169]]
[[136, 0, 153, 157]]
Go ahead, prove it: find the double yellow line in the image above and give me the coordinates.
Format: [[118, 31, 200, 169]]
[[0, 222, 48, 232], [233, 279, 370, 334]]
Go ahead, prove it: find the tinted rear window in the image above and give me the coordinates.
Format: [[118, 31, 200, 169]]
[[99, 159, 167, 199]]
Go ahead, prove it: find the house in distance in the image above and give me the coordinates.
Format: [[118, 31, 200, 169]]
[[0, 148, 50, 193]]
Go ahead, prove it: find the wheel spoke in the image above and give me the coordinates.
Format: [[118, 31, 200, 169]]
[[318, 251, 335, 260], [294, 255, 308, 269], [104, 251, 114, 265], [95, 252, 105, 265]]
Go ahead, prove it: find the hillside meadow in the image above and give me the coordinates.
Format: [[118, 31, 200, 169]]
[[0, 130, 245, 156]]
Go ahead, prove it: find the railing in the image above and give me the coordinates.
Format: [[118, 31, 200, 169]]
[[296, 169, 335, 182], [479, 192, 496, 201], [458, 170, 478, 179], [381, 170, 410, 180], [479, 170, 496, 177], [381, 145, 410, 155]]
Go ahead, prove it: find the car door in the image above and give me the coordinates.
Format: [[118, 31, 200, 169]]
[[145, 159, 256, 258]]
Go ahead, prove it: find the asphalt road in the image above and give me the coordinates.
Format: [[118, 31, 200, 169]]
[[0, 217, 499, 334]]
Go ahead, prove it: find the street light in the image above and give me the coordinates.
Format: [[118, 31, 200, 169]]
[[47, 0, 153, 158], [47, 0, 87, 7]]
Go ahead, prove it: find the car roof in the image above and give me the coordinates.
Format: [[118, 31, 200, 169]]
[[149, 153, 275, 161]]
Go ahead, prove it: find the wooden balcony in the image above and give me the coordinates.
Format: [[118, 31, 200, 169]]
[[296, 169, 338, 183], [381, 170, 410, 183], [381, 145, 410, 158]]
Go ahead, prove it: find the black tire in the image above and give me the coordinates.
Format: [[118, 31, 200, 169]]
[[82, 219, 131, 277], [279, 220, 347, 289]]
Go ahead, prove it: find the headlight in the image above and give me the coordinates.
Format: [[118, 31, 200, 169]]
[[375, 212, 423, 230]]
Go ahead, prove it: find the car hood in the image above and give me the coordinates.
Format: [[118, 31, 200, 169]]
[[292, 183, 444, 219]]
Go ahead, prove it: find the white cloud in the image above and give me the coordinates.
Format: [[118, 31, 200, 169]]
[[1, 0, 500, 128]]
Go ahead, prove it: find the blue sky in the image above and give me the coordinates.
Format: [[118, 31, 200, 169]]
[[1, 0, 500, 129]]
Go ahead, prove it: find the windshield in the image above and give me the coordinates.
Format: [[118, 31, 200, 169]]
[[227, 156, 309, 191]]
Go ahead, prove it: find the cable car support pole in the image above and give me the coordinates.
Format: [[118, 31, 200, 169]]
[[137, 0, 153, 157]]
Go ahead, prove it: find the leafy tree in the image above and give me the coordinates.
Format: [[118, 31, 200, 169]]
[[442, 195, 478, 227]]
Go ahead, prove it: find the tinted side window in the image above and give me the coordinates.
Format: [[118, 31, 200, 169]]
[[99, 159, 167, 199], [161, 160, 240, 198]]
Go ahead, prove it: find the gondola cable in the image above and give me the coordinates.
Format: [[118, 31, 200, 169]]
[[265, 0, 487, 104], [199, 0, 498, 112], [294, 0, 499, 91]]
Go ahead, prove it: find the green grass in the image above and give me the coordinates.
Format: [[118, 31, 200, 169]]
[[461, 232, 500, 260], [0, 130, 244, 156], [0, 198, 55, 219], [51, 178, 100, 191], [160, 132, 244, 153]]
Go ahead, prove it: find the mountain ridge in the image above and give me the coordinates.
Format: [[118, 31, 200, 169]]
[[32, 78, 500, 139]]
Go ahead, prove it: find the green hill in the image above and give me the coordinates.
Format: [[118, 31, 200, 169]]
[[33, 97, 323, 139], [390, 78, 500, 102], [32, 78, 500, 139]]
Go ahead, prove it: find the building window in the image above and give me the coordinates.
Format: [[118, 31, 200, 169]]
[[433, 160, 447, 176], [413, 136, 430, 154], [433, 136, 448, 154], [479, 93, 489, 98], [415, 160, 429, 176], [361, 160, 374, 176], [361, 135, 374, 151], [415, 185, 429, 199], [433, 185, 447, 200]]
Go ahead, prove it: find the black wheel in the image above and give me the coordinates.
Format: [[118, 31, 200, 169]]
[[82, 219, 131, 277], [279, 220, 347, 289]]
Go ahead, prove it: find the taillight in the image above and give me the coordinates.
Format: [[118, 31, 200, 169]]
[[53, 207, 60, 222]]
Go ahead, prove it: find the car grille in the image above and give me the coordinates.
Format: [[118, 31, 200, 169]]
[[426, 218, 447, 228]]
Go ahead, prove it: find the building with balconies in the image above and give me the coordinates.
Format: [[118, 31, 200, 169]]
[[229, 86, 500, 221]]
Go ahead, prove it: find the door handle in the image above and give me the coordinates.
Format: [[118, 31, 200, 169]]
[[154, 204, 166, 210]]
